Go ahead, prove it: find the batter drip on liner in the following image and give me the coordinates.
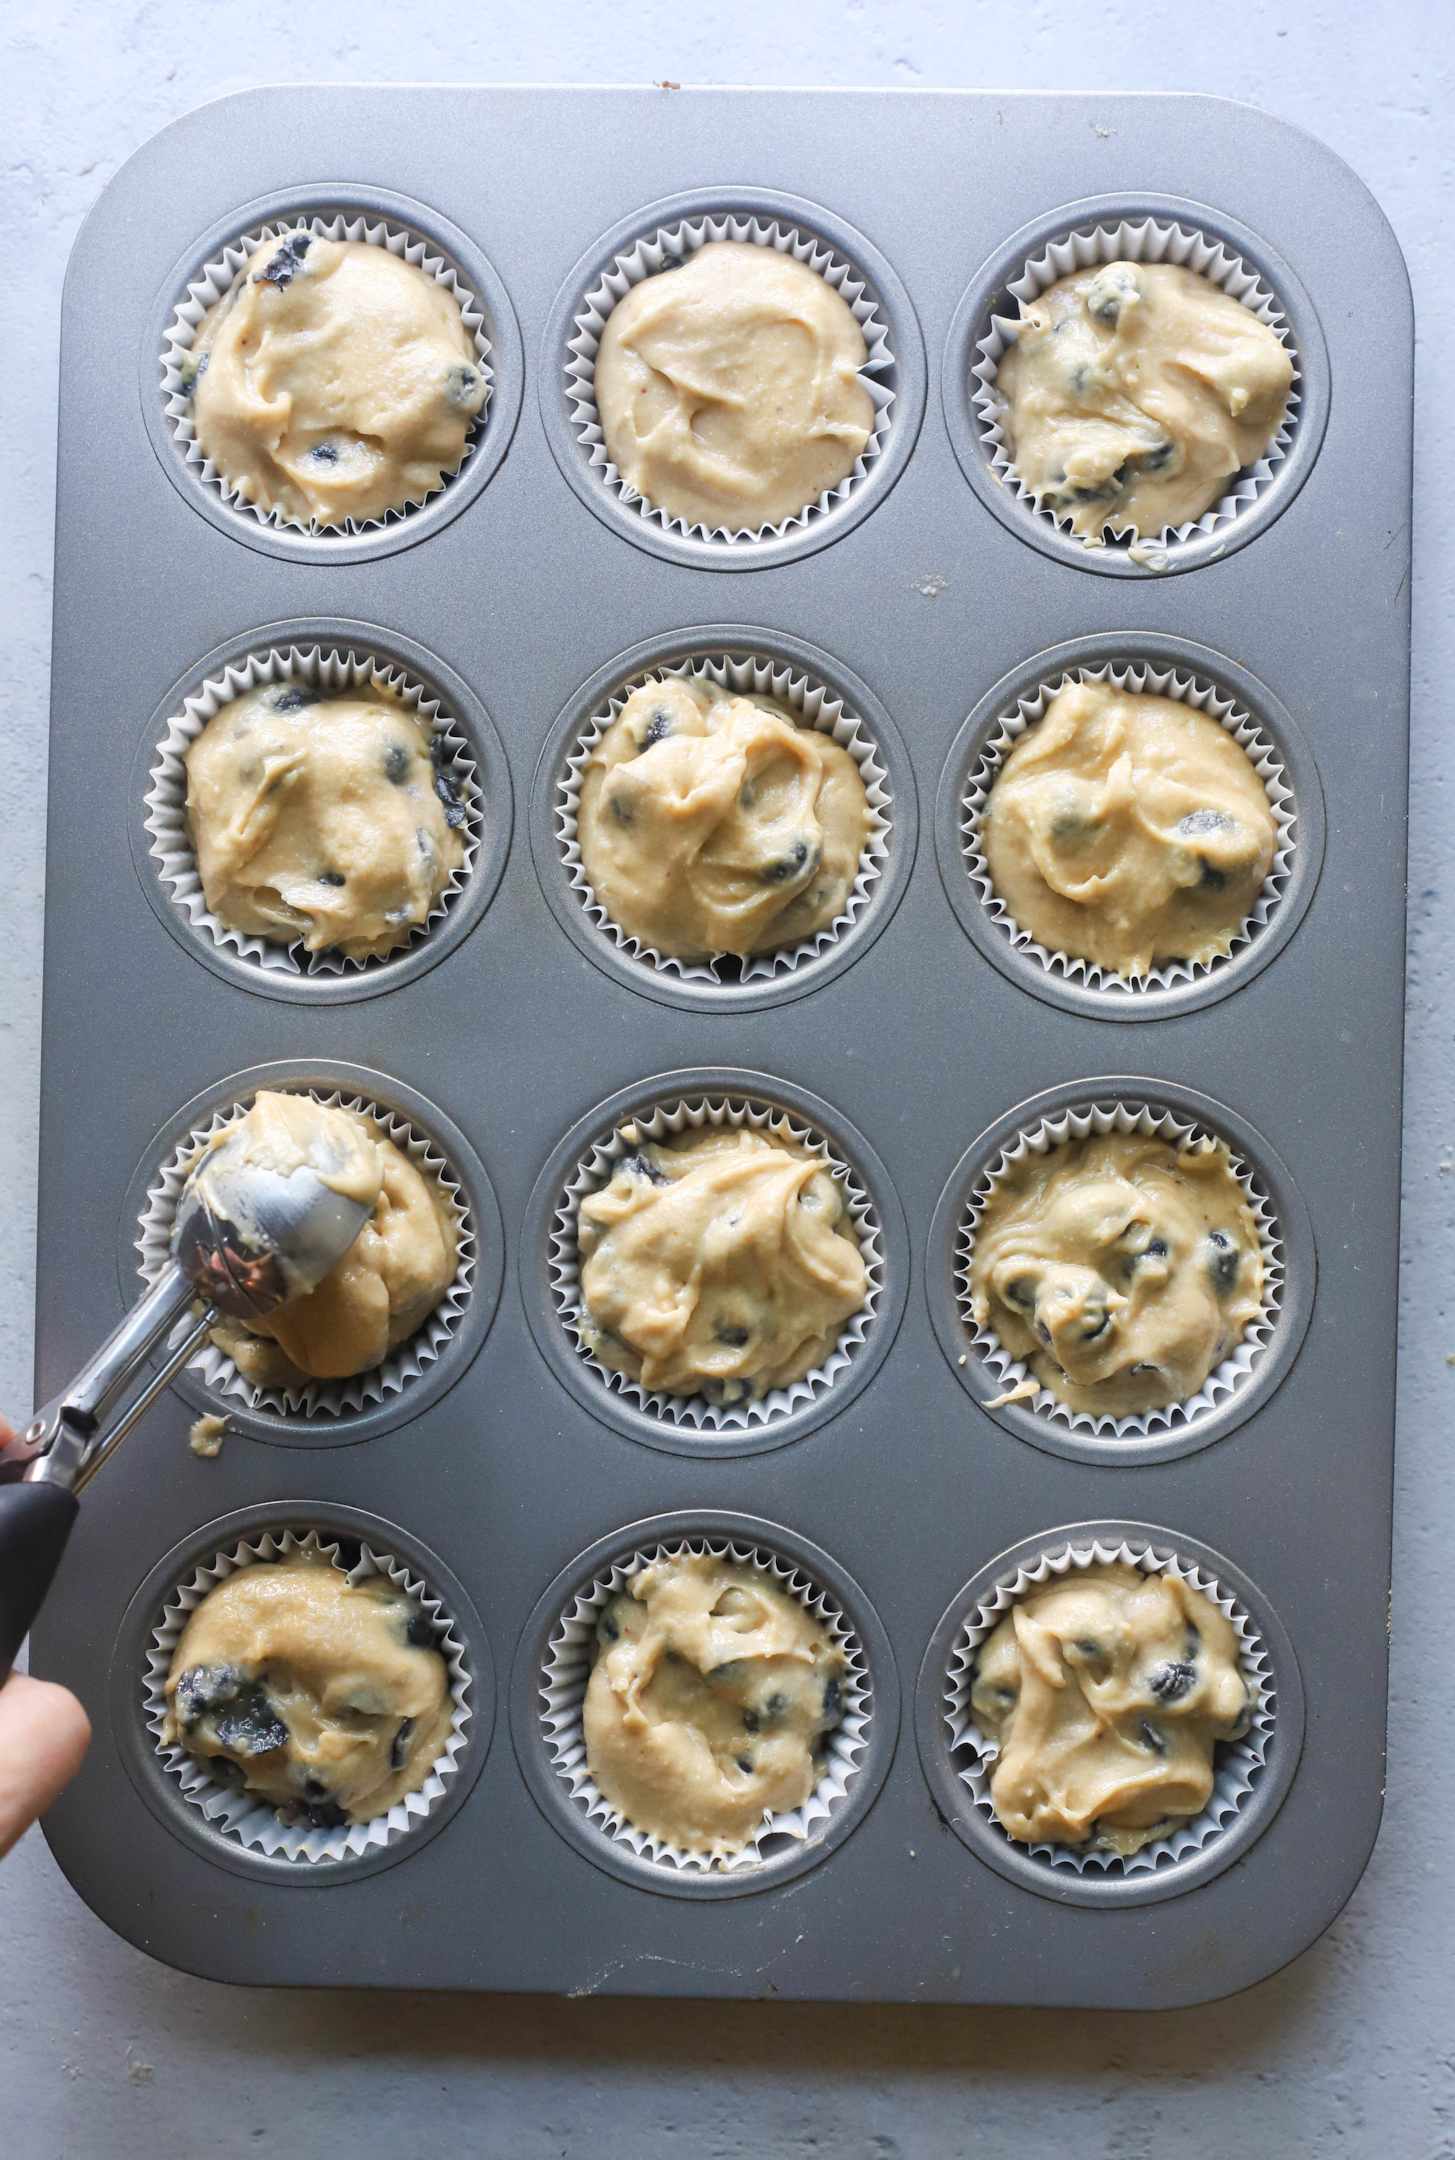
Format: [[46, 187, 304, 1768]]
[[187, 232, 486, 528], [576, 1125, 867, 1407], [578, 676, 871, 961], [162, 1553, 454, 1830], [996, 260, 1293, 542], [198, 1093, 458, 1387], [584, 1553, 847, 1855], [979, 680, 1278, 979], [969, 1561, 1251, 1855], [185, 681, 467, 963], [594, 241, 875, 532], [969, 1131, 1263, 1419]]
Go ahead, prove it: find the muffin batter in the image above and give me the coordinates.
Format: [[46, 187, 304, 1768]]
[[969, 1131, 1262, 1418], [185, 682, 467, 963], [970, 1561, 1250, 1854], [578, 677, 871, 960], [980, 680, 1278, 978], [594, 241, 875, 531], [577, 1126, 867, 1406], [188, 232, 487, 528], [996, 260, 1293, 541], [163, 1553, 453, 1829], [583, 1553, 847, 1853], [201, 1093, 458, 1387]]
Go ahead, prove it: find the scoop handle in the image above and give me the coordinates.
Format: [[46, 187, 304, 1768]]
[[0, 1483, 79, 1681]]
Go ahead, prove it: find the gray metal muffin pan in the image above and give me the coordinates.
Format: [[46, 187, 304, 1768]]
[[32, 86, 1409, 2007]]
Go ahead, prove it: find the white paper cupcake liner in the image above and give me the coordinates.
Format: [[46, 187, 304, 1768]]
[[565, 214, 896, 545], [144, 644, 482, 978], [962, 661, 1297, 996], [137, 1087, 475, 1419], [144, 1527, 472, 1866], [159, 212, 493, 537], [539, 1534, 871, 1875], [957, 1100, 1282, 1438], [551, 1093, 884, 1432], [556, 654, 892, 984], [973, 217, 1300, 564], [943, 1536, 1273, 1879]]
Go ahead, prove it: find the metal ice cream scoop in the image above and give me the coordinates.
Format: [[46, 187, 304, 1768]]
[[0, 1133, 372, 1676]]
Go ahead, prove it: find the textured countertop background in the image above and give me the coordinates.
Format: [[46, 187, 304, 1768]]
[[3, 4, 1450, 2153]]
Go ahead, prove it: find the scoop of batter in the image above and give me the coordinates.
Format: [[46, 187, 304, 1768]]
[[578, 677, 871, 960], [188, 232, 487, 527], [583, 1553, 847, 1854], [997, 260, 1293, 541], [594, 241, 875, 532], [970, 1561, 1250, 1854], [184, 682, 467, 963], [577, 1126, 867, 1406], [981, 680, 1278, 977], [163, 1554, 454, 1829], [203, 1093, 458, 1387], [970, 1131, 1262, 1418]]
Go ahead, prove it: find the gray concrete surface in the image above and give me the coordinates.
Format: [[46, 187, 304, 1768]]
[[2, 3, 1450, 2152]]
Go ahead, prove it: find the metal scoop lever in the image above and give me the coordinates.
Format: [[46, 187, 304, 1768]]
[[0, 1143, 371, 1677]]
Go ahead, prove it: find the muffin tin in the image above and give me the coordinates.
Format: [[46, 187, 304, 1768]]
[[33, 87, 1409, 2006]]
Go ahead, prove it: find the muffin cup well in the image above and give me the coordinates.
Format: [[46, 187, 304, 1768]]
[[141, 184, 524, 564], [540, 187, 926, 570], [120, 1062, 503, 1447], [521, 1070, 908, 1458], [925, 1079, 1317, 1468], [915, 1523, 1304, 1908], [559, 657, 889, 984], [540, 1536, 869, 1875], [144, 1527, 472, 1867], [510, 1511, 899, 1900], [557, 1096, 880, 1428], [137, 1088, 473, 1421], [942, 194, 1330, 578], [933, 633, 1325, 1021], [531, 627, 918, 1014], [965, 665, 1292, 992], [144, 642, 481, 980], [129, 621, 514, 1006], [959, 1100, 1279, 1435]]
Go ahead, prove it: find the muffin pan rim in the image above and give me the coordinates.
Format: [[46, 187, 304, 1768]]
[[519, 1066, 910, 1457], [925, 1076, 1316, 1465], [537, 182, 928, 571], [108, 1499, 494, 1888], [138, 180, 525, 565], [913, 1519, 1305, 1908], [528, 624, 919, 1013], [932, 631, 1326, 1020], [940, 189, 1331, 578], [116, 1060, 504, 1447], [127, 618, 515, 1006], [508, 1508, 900, 1901]]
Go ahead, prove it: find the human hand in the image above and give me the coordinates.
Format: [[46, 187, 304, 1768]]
[[0, 1416, 91, 1857]]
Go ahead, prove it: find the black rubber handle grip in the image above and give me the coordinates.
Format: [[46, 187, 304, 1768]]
[[0, 1482, 79, 1681]]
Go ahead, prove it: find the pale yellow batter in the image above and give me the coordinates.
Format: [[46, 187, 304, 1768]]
[[163, 1554, 453, 1828], [583, 1553, 847, 1854], [594, 241, 876, 532], [184, 682, 467, 963], [970, 1131, 1262, 1418], [577, 1126, 867, 1406], [997, 260, 1293, 541], [970, 1561, 1250, 1854], [201, 1093, 457, 1387], [980, 680, 1278, 978], [578, 677, 871, 960], [188, 233, 487, 527]]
